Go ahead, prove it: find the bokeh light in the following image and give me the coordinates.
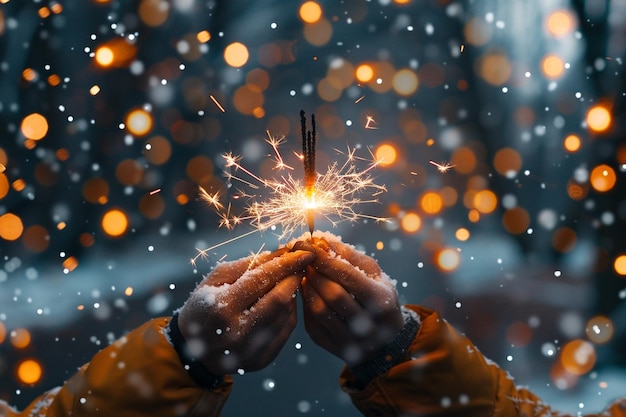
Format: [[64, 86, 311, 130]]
[[589, 164, 616, 192], [299, 1, 322, 24], [546, 10, 575, 37], [613, 254, 626, 276], [400, 212, 421, 233], [560, 339, 596, 375], [586, 105, 612, 133], [20, 113, 48, 141], [375, 143, 397, 167], [101, 208, 129, 238], [435, 248, 460, 272], [420, 191, 443, 215], [392, 69, 419, 96], [585, 315, 614, 344], [541, 54, 565, 79], [493, 147, 522, 177], [0, 213, 24, 241], [455, 227, 470, 241], [125, 108, 153, 137], [473, 189, 498, 214], [502, 207, 530, 235], [224, 42, 249, 68], [563, 134, 581, 152], [355, 64, 374, 83], [10, 328, 31, 349], [17, 359, 43, 385]]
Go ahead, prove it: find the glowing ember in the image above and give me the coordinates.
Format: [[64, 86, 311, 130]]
[[429, 160, 455, 174]]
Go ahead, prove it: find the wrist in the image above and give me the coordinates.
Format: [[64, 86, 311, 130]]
[[166, 311, 225, 390], [347, 306, 420, 389]]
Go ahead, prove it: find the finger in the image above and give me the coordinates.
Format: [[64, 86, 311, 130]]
[[229, 250, 314, 308], [309, 251, 383, 306], [251, 273, 301, 324], [301, 278, 350, 348], [326, 240, 382, 279], [206, 249, 287, 286], [244, 310, 298, 371], [305, 271, 363, 319]]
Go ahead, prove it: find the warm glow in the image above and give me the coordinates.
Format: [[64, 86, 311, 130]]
[[17, 359, 43, 385], [589, 164, 616, 192], [392, 69, 419, 95], [62, 256, 79, 273], [552, 227, 577, 253], [125, 286, 134, 296], [0, 321, 5, 344], [125, 108, 153, 136], [224, 42, 249, 68], [401, 212, 422, 233], [546, 10, 574, 37], [541, 55, 565, 79], [502, 207, 530, 234], [586, 105, 611, 133], [95, 46, 115, 67], [101, 208, 129, 237], [299, 1, 323, 24], [563, 134, 581, 152], [420, 191, 443, 215], [22, 225, 50, 253], [89, 85, 101, 95], [473, 189, 498, 214], [0, 173, 8, 199], [613, 254, 626, 276], [0, 213, 23, 240], [560, 339, 596, 375], [479, 52, 511, 86], [436, 248, 460, 272], [20, 113, 48, 141], [455, 227, 470, 241], [585, 316, 614, 344], [10, 328, 31, 349], [196, 30, 211, 43], [355, 64, 374, 83], [493, 147, 522, 177], [375, 144, 398, 166]]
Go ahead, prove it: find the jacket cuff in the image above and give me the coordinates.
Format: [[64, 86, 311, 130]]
[[347, 306, 420, 389], [166, 312, 225, 390]]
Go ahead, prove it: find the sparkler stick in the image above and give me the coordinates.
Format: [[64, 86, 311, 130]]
[[300, 110, 317, 236]]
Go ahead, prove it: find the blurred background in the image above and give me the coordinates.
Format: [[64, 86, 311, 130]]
[[1, 0, 625, 415]]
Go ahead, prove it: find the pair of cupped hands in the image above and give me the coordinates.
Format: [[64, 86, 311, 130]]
[[177, 234, 405, 376]]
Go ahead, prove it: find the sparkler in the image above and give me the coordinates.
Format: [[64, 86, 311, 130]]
[[300, 110, 316, 236], [193, 114, 388, 264]]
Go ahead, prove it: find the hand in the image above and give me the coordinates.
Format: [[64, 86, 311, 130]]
[[300, 236, 404, 367], [177, 248, 315, 375]]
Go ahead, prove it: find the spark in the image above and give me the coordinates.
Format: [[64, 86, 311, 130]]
[[192, 129, 388, 264], [365, 115, 378, 129], [460, 44, 465, 53], [354, 95, 365, 104], [0, 163, 5, 173], [209, 94, 226, 113], [429, 160, 456, 174], [149, 188, 161, 195]]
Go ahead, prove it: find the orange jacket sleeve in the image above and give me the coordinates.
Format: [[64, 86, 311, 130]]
[[340, 305, 626, 417], [1, 317, 232, 417]]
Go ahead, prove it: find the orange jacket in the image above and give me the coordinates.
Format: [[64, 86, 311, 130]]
[[2, 305, 624, 417]]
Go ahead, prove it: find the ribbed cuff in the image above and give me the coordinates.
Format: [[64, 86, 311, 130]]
[[167, 312, 225, 390], [347, 307, 420, 389]]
